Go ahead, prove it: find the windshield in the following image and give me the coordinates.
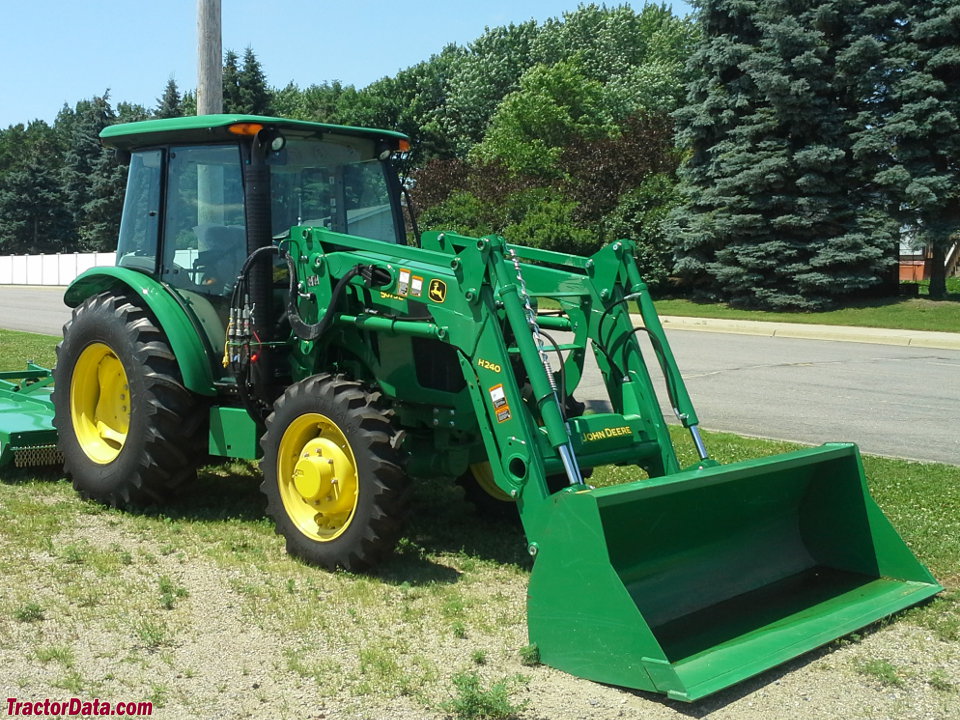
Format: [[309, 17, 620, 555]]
[[269, 138, 401, 244]]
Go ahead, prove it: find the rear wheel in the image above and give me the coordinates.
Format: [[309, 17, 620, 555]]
[[260, 374, 407, 571], [52, 291, 204, 506]]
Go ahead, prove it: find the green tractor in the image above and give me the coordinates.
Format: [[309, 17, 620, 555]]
[[0, 115, 941, 701]]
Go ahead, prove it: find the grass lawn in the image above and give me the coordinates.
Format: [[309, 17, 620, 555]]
[[654, 277, 960, 334], [0, 328, 57, 369]]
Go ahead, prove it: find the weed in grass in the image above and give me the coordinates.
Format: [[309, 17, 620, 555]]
[[442, 593, 467, 618], [471, 649, 487, 665], [441, 671, 525, 720], [55, 669, 85, 694], [13, 602, 44, 623], [34, 645, 75, 666], [518, 644, 540, 666], [856, 658, 904, 687], [60, 542, 88, 565], [158, 575, 189, 610], [285, 650, 343, 691], [904, 592, 960, 643], [358, 646, 405, 694], [62, 584, 104, 609], [147, 684, 169, 708], [928, 669, 955, 692], [452, 620, 467, 638], [111, 544, 133, 566], [135, 618, 172, 650], [357, 645, 436, 699]]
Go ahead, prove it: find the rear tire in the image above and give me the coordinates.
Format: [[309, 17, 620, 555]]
[[52, 291, 204, 507], [260, 374, 407, 571]]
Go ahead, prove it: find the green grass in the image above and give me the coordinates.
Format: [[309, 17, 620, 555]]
[[441, 671, 526, 720], [0, 328, 57, 369], [13, 602, 45, 623], [653, 278, 960, 333], [855, 658, 905, 688]]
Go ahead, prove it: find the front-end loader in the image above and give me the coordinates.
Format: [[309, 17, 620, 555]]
[[0, 115, 941, 701]]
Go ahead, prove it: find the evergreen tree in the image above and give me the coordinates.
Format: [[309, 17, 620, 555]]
[[79, 143, 126, 251], [181, 90, 198, 116], [222, 50, 243, 113], [875, 0, 960, 299], [155, 77, 183, 118], [671, 0, 893, 309], [238, 47, 274, 115], [222, 47, 274, 115], [0, 120, 71, 252], [0, 159, 70, 253], [57, 95, 124, 251]]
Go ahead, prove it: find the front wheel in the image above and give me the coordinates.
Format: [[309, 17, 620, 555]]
[[457, 462, 517, 521], [260, 374, 407, 571]]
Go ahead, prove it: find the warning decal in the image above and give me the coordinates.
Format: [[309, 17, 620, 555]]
[[489, 384, 511, 422], [397, 268, 411, 296], [410, 275, 424, 297]]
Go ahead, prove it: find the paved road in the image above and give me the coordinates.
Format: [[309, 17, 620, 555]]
[[1, 285, 957, 465], [0, 285, 71, 335], [635, 332, 960, 465]]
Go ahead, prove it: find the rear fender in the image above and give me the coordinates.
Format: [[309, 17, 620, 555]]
[[64, 267, 216, 397]]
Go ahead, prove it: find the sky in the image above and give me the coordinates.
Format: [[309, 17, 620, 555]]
[[0, 1, 693, 129]]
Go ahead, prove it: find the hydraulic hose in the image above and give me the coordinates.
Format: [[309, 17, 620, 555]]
[[283, 255, 385, 341]]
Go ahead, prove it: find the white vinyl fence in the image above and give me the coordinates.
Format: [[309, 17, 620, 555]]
[[0, 252, 117, 286]]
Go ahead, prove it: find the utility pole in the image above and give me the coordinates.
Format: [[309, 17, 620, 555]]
[[197, 0, 222, 115]]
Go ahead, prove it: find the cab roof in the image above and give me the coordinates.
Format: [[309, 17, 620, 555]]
[[99, 114, 409, 151]]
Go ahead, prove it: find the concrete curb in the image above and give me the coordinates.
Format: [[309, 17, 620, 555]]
[[656, 315, 960, 351]]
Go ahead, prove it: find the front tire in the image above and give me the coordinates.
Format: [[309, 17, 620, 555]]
[[260, 374, 407, 571], [457, 462, 517, 521], [52, 291, 204, 507]]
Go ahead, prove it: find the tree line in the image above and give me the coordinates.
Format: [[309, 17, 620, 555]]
[[0, 2, 956, 306]]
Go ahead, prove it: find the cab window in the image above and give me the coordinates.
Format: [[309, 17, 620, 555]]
[[162, 144, 246, 297]]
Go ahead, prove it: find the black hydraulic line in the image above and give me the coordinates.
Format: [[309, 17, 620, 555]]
[[595, 293, 683, 414], [400, 181, 422, 247], [283, 254, 368, 341], [226, 244, 281, 428]]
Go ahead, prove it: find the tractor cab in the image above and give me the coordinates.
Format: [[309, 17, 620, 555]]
[[102, 115, 409, 375]]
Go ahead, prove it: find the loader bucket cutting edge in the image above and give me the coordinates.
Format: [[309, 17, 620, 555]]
[[525, 443, 941, 701]]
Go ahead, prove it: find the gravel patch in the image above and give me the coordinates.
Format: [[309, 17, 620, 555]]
[[0, 499, 956, 720]]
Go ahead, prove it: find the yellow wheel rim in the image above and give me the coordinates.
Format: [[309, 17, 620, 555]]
[[277, 413, 360, 542], [70, 343, 130, 464], [470, 462, 514, 502]]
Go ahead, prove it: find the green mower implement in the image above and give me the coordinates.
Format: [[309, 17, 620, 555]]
[[0, 364, 61, 468], [0, 114, 941, 701]]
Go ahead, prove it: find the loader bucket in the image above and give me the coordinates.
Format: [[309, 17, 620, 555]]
[[526, 443, 941, 702]]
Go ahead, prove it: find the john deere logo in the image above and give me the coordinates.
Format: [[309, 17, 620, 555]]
[[428, 279, 447, 303]]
